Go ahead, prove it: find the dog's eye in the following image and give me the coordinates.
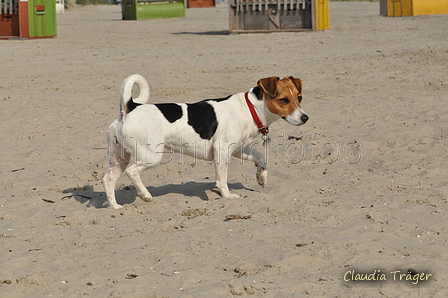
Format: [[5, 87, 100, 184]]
[[280, 98, 290, 104], [298, 96, 303, 102]]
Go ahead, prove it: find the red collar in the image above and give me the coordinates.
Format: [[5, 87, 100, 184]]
[[244, 92, 269, 135]]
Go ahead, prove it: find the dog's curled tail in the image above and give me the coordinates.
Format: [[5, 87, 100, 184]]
[[119, 74, 150, 118]]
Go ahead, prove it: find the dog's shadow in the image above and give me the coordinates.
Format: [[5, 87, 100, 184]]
[[62, 182, 251, 209]]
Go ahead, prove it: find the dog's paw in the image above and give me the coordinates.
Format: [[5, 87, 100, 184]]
[[137, 191, 152, 202], [256, 168, 267, 187], [109, 203, 124, 210], [224, 193, 240, 199], [140, 195, 152, 202]]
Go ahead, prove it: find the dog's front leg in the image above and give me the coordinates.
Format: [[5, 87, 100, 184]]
[[214, 162, 239, 198], [213, 143, 239, 199], [232, 146, 267, 187]]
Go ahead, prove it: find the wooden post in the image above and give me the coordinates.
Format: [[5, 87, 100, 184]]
[[18, 0, 29, 38]]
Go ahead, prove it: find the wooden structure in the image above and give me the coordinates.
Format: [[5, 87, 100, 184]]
[[187, 0, 215, 8], [1, 0, 56, 39], [380, 0, 448, 17], [229, 0, 329, 33]]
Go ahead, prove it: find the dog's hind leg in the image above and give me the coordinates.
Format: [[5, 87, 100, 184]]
[[103, 145, 130, 209], [232, 146, 267, 187], [125, 163, 153, 202], [124, 142, 164, 202]]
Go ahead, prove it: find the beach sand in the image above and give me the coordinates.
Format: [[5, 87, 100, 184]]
[[1, 2, 448, 297]]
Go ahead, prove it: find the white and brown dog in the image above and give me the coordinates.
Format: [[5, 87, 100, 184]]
[[103, 74, 308, 209]]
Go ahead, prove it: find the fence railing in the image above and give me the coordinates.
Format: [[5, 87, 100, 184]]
[[1, 0, 18, 15]]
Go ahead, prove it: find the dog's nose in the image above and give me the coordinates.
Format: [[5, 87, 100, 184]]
[[301, 114, 309, 123]]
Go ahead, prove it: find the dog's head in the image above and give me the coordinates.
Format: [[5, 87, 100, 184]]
[[256, 76, 308, 126]]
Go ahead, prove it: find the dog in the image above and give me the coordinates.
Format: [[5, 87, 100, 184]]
[[103, 74, 308, 209]]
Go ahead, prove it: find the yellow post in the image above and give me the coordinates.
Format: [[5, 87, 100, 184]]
[[389, 0, 400, 16], [387, 0, 412, 16], [401, 0, 413, 15], [317, 0, 330, 30]]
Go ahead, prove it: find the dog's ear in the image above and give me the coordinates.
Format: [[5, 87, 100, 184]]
[[286, 76, 302, 93], [257, 77, 280, 98]]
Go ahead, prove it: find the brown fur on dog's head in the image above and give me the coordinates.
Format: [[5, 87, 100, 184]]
[[257, 76, 303, 118]]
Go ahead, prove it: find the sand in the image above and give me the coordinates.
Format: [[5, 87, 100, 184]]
[[1, 2, 448, 297]]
